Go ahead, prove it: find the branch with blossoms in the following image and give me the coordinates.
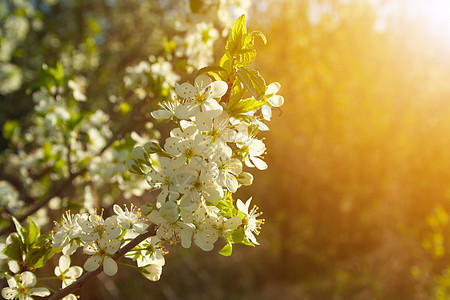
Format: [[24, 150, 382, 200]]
[[0, 14, 284, 299]]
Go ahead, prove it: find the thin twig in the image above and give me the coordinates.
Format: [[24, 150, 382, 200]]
[[0, 170, 82, 236], [66, 134, 73, 176], [45, 228, 154, 300], [0, 170, 35, 204]]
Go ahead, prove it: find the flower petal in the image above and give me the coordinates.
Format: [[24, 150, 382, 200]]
[[250, 156, 268, 170], [21, 271, 37, 288], [174, 102, 199, 119], [140, 264, 162, 281], [8, 260, 19, 273], [84, 255, 102, 272], [102, 256, 118, 276], [65, 266, 83, 279], [237, 199, 250, 214], [225, 175, 238, 193], [224, 216, 242, 229], [113, 204, 123, 216], [178, 224, 194, 249], [175, 83, 195, 98], [266, 82, 281, 95], [261, 105, 272, 121], [200, 99, 223, 118], [104, 239, 121, 255], [209, 80, 228, 98], [29, 287, 51, 297], [195, 74, 212, 90], [59, 255, 71, 272], [268, 94, 284, 107], [62, 241, 78, 255], [1, 287, 18, 299], [151, 109, 173, 120]]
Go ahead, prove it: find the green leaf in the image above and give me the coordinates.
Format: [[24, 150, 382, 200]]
[[12, 217, 26, 244], [49, 62, 65, 84], [219, 52, 233, 75], [2, 120, 20, 140], [66, 112, 84, 130], [244, 31, 267, 47], [43, 141, 52, 158], [226, 14, 247, 55], [229, 98, 266, 116], [3, 234, 23, 261], [29, 247, 59, 269], [228, 83, 245, 108], [27, 233, 59, 269], [195, 66, 228, 81], [28, 217, 40, 245], [219, 243, 233, 256], [215, 200, 233, 218], [236, 67, 266, 100], [230, 227, 254, 246], [234, 49, 257, 67]]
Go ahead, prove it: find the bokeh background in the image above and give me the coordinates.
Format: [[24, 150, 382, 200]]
[[3, 0, 450, 299]]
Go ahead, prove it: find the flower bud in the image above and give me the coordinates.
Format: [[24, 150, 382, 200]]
[[130, 146, 150, 165], [144, 141, 163, 154], [237, 172, 253, 186], [125, 158, 144, 175]]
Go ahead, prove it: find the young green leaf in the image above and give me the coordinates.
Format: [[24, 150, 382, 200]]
[[228, 82, 245, 108], [226, 14, 247, 55], [231, 227, 255, 246], [219, 52, 234, 75], [234, 49, 257, 67], [195, 66, 228, 81], [244, 31, 267, 47], [219, 243, 233, 256], [236, 67, 266, 100], [28, 217, 40, 245], [27, 233, 59, 269], [12, 216, 26, 244], [2, 120, 20, 140], [229, 98, 266, 116], [3, 234, 24, 261]]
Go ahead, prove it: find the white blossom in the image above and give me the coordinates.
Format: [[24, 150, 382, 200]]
[[1, 272, 50, 299]]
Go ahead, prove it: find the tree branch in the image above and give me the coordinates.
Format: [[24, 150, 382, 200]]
[[0, 169, 35, 204], [45, 228, 155, 300]]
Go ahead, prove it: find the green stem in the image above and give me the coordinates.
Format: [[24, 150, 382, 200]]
[[38, 283, 57, 293], [38, 277, 59, 281], [117, 262, 139, 270]]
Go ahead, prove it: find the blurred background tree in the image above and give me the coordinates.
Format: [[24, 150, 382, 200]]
[[3, 0, 450, 299]]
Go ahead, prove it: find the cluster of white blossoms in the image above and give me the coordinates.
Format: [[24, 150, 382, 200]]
[[1, 271, 50, 300], [49, 204, 165, 281], [0, 204, 165, 298], [126, 74, 283, 253]]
